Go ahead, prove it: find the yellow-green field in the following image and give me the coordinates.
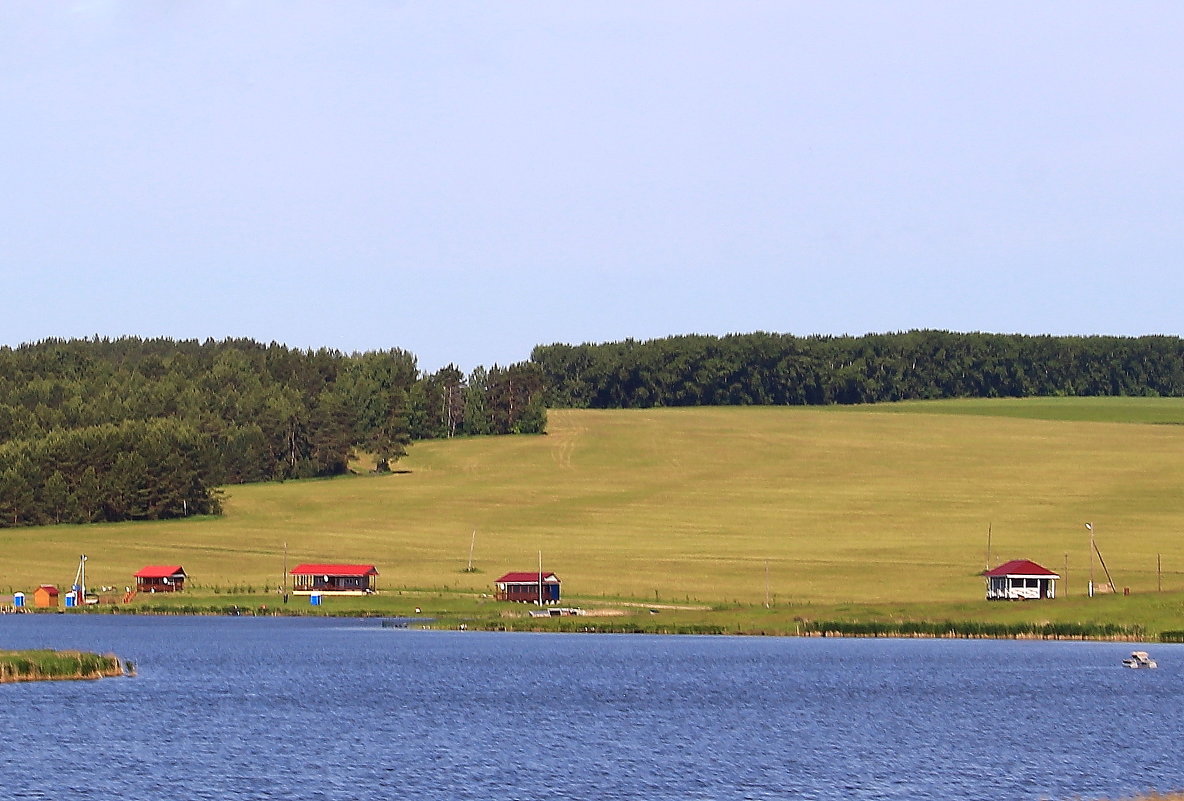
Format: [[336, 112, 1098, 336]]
[[4, 398, 1184, 631]]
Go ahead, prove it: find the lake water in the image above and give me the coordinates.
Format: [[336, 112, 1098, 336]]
[[0, 616, 1180, 801]]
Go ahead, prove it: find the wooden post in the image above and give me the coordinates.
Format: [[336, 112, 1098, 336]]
[[986, 523, 992, 572], [1158, 553, 1162, 592], [1093, 536, 1116, 595], [765, 560, 771, 609]]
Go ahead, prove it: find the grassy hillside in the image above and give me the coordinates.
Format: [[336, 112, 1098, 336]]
[[4, 399, 1184, 622], [848, 395, 1184, 424]]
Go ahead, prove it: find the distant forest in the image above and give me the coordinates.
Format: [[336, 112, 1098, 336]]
[[532, 331, 1184, 408], [5, 330, 1183, 530], [0, 338, 545, 528]]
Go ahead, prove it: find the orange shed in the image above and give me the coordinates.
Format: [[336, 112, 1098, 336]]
[[33, 585, 60, 608]]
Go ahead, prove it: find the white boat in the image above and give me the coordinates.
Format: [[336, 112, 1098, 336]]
[[1122, 651, 1157, 669], [529, 607, 586, 618]]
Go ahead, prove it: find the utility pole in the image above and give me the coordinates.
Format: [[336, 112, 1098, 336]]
[[1086, 523, 1094, 597]]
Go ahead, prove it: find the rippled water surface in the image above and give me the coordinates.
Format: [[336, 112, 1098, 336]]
[[1, 616, 1180, 800]]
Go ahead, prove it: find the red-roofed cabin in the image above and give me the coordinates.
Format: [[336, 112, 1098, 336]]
[[495, 572, 561, 605], [34, 585, 60, 608], [135, 566, 187, 593], [290, 564, 379, 595], [986, 559, 1059, 600]]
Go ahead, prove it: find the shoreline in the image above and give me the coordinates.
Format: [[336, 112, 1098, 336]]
[[10, 606, 1165, 643], [10, 584, 1179, 644]]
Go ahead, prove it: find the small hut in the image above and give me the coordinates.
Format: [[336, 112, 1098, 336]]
[[985, 559, 1059, 600], [289, 564, 379, 595], [134, 566, 188, 593], [494, 572, 561, 604], [33, 585, 60, 608]]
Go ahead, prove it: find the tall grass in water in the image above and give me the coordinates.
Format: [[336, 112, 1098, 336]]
[[473, 617, 1148, 639], [0, 650, 126, 682], [799, 620, 1145, 639]]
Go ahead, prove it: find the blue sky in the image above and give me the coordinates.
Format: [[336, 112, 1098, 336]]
[[3, 2, 1181, 372]]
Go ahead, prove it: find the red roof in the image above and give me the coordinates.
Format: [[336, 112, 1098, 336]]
[[985, 559, 1058, 578], [36, 585, 59, 596], [290, 564, 378, 576], [134, 566, 186, 579], [496, 572, 559, 583]]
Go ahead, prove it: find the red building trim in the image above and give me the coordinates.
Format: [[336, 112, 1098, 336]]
[[984, 559, 1058, 577]]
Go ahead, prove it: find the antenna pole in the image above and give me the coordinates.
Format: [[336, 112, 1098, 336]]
[[538, 550, 543, 607], [71, 554, 88, 606], [468, 530, 477, 572]]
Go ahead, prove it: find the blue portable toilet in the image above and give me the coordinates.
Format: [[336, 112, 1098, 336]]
[[65, 591, 78, 608], [309, 592, 322, 606], [12, 592, 24, 608]]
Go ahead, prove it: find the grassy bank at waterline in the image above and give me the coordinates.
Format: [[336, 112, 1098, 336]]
[[0, 650, 130, 683], [54, 582, 1184, 641]]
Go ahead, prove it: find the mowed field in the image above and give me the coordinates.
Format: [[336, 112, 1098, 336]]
[[4, 398, 1184, 609]]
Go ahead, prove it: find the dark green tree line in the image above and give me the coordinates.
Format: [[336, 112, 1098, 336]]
[[532, 331, 1184, 408], [0, 337, 547, 528]]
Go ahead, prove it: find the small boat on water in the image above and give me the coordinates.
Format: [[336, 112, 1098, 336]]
[[1122, 651, 1157, 669]]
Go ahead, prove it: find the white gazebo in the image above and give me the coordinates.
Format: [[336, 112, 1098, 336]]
[[985, 559, 1059, 600]]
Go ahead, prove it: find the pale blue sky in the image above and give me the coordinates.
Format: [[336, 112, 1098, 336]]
[[3, 2, 1181, 372]]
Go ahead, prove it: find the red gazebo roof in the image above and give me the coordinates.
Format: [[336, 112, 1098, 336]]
[[496, 572, 559, 583], [134, 566, 186, 579], [985, 559, 1058, 578], [290, 564, 378, 576]]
